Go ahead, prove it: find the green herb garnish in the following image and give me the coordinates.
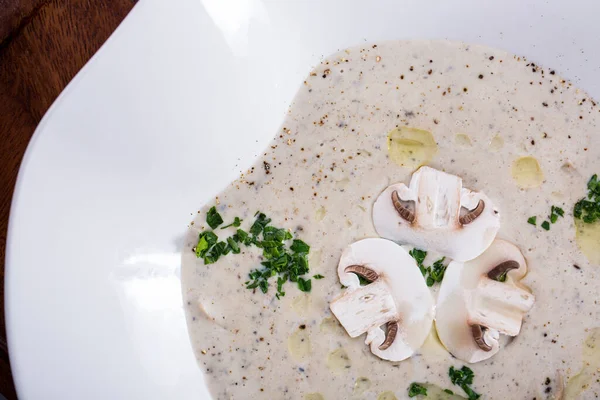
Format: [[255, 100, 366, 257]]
[[250, 212, 272, 236], [221, 216, 242, 229], [529, 205, 565, 230], [244, 212, 312, 297], [552, 206, 565, 217], [549, 205, 565, 224], [541, 221, 550, 231], [408, 382, 428, 397], [409, 248, 428, 276], [227, 237, 240, 254], [449, 366, 480, 400], [297, 277, 312, 292], [206, 206, 224, 229], [195, 231, 218, 259], [574, 174, 600, 223], [204, 241, 228, 264], [291, 239, 310, 254], [410, 249, 446, 287], [427, 257, 447, 287], [497, 271, 509, 283], [196, 208, 314, 298], [444, 389, 455, 395]]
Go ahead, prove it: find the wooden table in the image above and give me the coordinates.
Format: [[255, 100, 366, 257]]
[[0, 1, 136, 397]]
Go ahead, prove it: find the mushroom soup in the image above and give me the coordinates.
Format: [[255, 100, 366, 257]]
[[182, 41, 600, 399]]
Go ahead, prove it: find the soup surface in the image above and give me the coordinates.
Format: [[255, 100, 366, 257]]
[[181, 40, 600, 400]]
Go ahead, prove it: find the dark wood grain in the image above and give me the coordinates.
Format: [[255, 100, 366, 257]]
[[0, 0, 136, 397]]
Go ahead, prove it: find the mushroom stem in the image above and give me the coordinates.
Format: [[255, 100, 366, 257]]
[[391, 191, 415, 223], [469, 279, 535, 336], [330, 280, 398, 338], [459, 200, 485, 225], [471, 324, 493, 351], [487, 260, 520, 281], [379, 320, 399, 350], [344, 265, 379, 282]]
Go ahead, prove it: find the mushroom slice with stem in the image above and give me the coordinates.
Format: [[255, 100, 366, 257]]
[[329, 238, 434, 362], [373, 166, 501, 262], [435, 239, 535, 363]]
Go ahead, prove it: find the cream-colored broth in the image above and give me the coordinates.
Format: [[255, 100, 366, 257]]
[[182, 41, 600, 399]]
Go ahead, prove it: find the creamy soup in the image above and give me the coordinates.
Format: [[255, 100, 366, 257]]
[[181, 41, 600, 400]]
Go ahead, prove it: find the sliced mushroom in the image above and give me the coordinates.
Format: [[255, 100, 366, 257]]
[[435, 239, 535, 363], [373, 166, 501, 262], [329, 238, 434, 362]]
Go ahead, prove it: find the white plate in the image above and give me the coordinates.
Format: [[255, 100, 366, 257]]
[[6, 0, 600, 398]]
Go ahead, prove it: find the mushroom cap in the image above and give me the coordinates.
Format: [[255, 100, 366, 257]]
[[331, 238, 434, 362], [372, 166, 500, 262], [435, 239, 534, 363]]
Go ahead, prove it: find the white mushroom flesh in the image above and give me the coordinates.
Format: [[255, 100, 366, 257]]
[[435, 239, 535, 363], [372, 166, 500, 262], [329, 238, 434, 362]]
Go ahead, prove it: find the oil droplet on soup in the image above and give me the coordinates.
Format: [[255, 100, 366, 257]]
[[512, 156, 544, 188], [353, 377, 372, 395], [320, 317, 343, 335], [288, 325, 311, 359], [575, 220, 600, 265], [304, 393, 324, 400], [326, 348, 351, 373], [422, 384, 466, 399], [377, 391, 398, 400], [565, 328, 600, 398], [454, 133, 472, 147], [387, 127, 437, 169], [291, 294, 311, 315], [488, 134, 504, 151], [420, 328, 451, 361]]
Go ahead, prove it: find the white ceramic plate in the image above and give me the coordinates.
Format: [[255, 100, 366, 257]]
[[6, 0, 600, 398]]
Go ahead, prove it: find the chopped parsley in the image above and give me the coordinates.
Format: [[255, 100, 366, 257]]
[[227, 237, 240, 254], [195, 231, 218, 259], [357, 275, 372, 286], [410, 248, 447, 286], [449, 366, 480, 400], [221, 216, 242, 229], [574, 174, 600, 223], [204, 241, 228, 264], [427, 257, 447, 287], [444, 389, 455, 395], [290, 239, 310, 254], [408, 382, 428, 397], [529, 205, 565, 231], [206, 206, 224, 229], [195, 208, 314, 298], [549, 205, 564, 224], [496, 270, 509, 283], [297, 277, 312, 292], [250, 212, 272, 236], [244, 212, 312, 297], [541, 221, 550, 231], [409, 248, 428, 276]]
